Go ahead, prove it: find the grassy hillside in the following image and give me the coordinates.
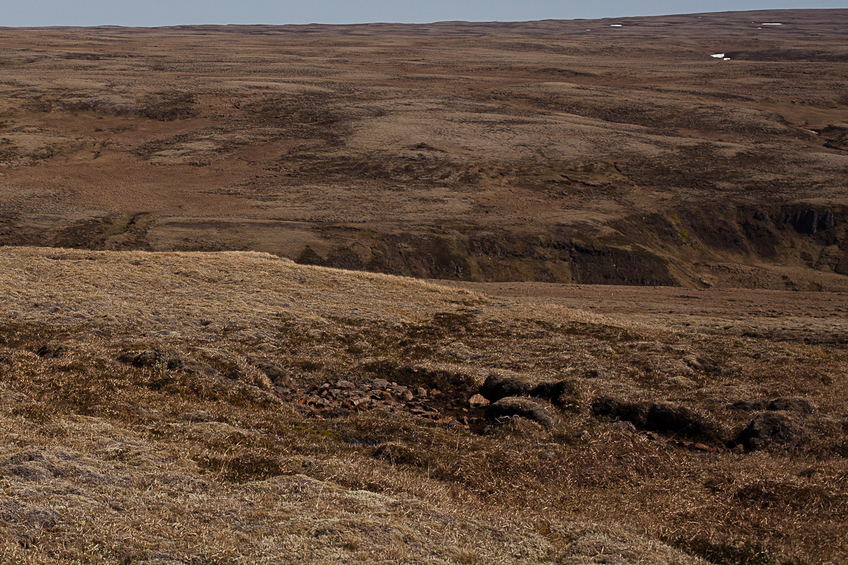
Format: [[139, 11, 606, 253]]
[[1, 11, 847, 289], [1, 246, 845, 563]]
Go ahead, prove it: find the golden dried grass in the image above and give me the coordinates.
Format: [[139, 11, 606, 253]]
[[0, 246, 845, 564]]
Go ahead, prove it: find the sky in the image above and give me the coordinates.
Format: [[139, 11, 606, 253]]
[[2, 0, 845, 27]]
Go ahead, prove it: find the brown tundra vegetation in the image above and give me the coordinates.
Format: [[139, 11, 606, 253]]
[[0, 9, 846, 564]]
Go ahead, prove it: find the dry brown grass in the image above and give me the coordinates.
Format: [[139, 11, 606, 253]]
[[2, 12, 848, 290], [0, 246, 845, 563]]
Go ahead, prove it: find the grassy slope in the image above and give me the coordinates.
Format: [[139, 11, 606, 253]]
[[1, 246, 846, 564], [2, 11, 848, 289]]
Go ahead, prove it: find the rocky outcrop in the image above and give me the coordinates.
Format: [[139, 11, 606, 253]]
[[782, 207, 836, 235], [590, 397, 725, 444], [480, 374, 583, 412], [732, 412, 810, 452], [485, 397, 553, 428]]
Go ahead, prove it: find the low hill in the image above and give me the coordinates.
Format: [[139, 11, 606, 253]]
[[1, 246, 845, 563], [1, 10, 847, 289]]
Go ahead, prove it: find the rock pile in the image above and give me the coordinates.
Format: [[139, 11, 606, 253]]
[[298, 378, 458, 424]]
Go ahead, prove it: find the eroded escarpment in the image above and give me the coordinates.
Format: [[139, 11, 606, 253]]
[[293, 202, 848, 288], [7, 202, 844, 289]]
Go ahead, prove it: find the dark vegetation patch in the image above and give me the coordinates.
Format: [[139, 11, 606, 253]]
[[590, 397, 726, 444], [137, 90, 197, 121], [50, 214, 152, 251], [726, 49, 848, 62], [731, 412, 811, 452], [667, 537, 780, 565], [196, 451, 286, 483]]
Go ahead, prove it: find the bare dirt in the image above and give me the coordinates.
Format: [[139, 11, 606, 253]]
[[1, 9, 847, 289]]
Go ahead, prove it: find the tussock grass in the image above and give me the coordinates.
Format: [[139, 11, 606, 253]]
[[0, 247, 846, 563]]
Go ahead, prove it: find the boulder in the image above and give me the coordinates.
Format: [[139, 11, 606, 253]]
[[590, 397, 647, 427], [485, 397, 553, 428], [468, 394, 490, 408], [644, 403, 724, 443], [480, 374, 531, 402], [530, 380, 582, 412], [733, 412, 810, 452], [767, 397, 815, 414]]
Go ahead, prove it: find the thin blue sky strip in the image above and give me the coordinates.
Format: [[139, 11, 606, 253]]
[[2, 1, 846, 27]]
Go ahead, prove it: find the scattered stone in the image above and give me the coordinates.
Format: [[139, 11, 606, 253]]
[[733, 412, 810, 452], [298, 378, 452, 422], [485, 397, 553, 428], [416, 387, 428, 397], [468, 394, 490, 408]]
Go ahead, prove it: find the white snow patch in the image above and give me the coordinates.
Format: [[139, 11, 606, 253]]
[[610, 24, 622, 27], [762, 22, 783, 26], [711, 53, 725, 58]]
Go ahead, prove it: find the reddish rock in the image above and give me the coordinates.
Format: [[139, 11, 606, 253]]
[[469, 394, 490, 408]]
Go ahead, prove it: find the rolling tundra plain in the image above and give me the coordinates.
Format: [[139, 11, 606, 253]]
[[0, 9, 847, 564]]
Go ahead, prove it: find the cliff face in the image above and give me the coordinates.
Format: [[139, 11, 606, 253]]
[[294, 204, 848, 289]]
